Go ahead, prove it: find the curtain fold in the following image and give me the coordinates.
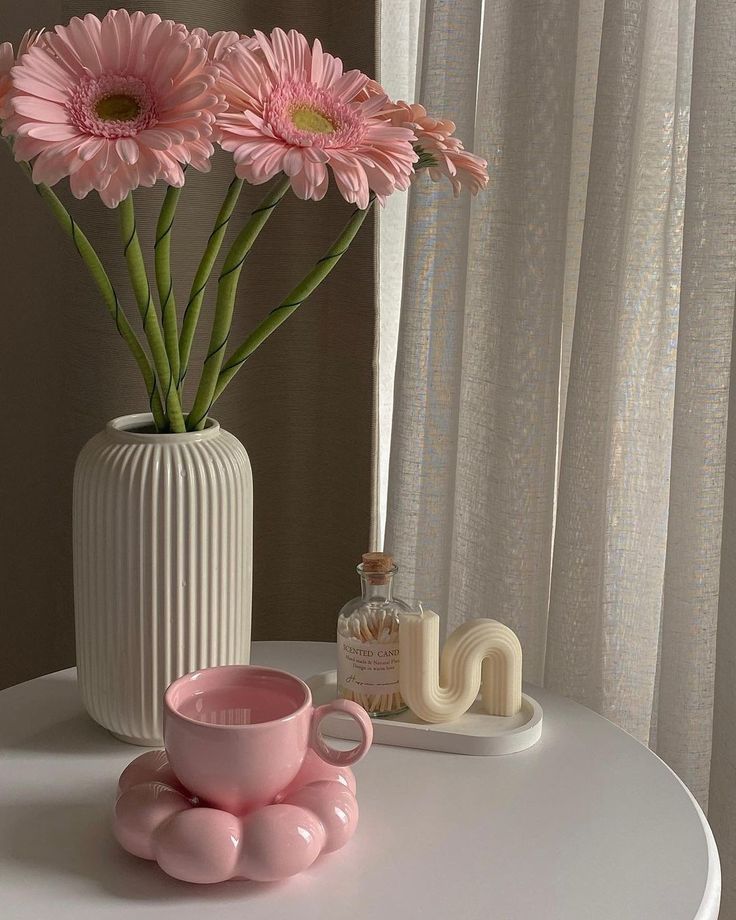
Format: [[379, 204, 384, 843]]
[[385, 0, 483, 640], [384, 0, 735, 913], [656, 0, 735, 809], [663, 2, 736, 904], [0, 0, 378, 688], [546, 0, 692, 742]]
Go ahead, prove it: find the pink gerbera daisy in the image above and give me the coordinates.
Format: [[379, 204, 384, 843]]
[[388, 101, 489, 196], [190, 28, 251, 63], [215, 28, 417, 208], [3, 10, 224, 207], [0, 29, 44, 119]]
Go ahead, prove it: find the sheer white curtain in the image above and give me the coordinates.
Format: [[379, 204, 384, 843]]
[[380, 0, 736, 913], [376, 0, 423, 542]]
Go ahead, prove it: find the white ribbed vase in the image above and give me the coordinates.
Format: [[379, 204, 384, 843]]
[[73, 413, 252, 745]]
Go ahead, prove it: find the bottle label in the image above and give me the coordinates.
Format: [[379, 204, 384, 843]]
[[337, 635, 403, 712]]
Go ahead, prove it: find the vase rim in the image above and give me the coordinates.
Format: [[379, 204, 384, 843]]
[[106, 413, 221, 444]]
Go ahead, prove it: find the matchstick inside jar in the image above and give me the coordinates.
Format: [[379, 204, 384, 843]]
[[336, 552, 411, 717]]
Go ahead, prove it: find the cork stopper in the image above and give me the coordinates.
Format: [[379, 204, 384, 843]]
[[361, 552, 394, 585]]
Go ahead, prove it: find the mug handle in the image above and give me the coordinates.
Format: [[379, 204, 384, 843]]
[[310, 699, 373, 767]]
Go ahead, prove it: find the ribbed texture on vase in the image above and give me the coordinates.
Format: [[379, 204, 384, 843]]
[[73, 418, 252, 745]]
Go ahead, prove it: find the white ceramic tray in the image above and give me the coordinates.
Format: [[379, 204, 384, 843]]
[[306, 670, 543, 756]]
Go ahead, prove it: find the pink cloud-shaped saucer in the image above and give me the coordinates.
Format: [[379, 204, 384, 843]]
[[113, 749, 359, 884]]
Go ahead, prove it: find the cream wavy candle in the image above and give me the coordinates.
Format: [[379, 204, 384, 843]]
[[399, 609, 523, 723]]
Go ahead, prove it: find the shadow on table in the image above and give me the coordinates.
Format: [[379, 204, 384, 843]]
[[0, 676, 124, 756], [2, 713, 123, 756], [0, 795, 296, 903]]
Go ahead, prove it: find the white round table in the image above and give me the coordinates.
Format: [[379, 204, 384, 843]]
[[0, 642, 720, 919]]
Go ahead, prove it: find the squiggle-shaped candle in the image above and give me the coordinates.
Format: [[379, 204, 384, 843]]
[[399, 609, 523, 723]]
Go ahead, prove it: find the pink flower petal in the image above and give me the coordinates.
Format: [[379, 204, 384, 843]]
[[359, 93, 391, 118], [252, 29, 279, 76], [100, 8, 133, 73], [191, 28, 242, 63], [158, 77, 208, 109], [12, 47, 72, 97], [116, 137, 139, 165], [236, 143, 286, 184], [10, 134, 48, 160], [311, 169, 329, 200], [150, 41, 191, 90], [137, 128, 183, 150], [385, 97, 489, 195], [11, 95, 69, 122], [142, 19, 179, 79], [331, 69, 368, 104], [22, 123, 81, 140], [0, 42, 14, 72], [303, 146, 330, 164], [216, 28, 417, 207], [316, 50, 343, 88], [58, 16, 103, 75], [77, 136, 106, 161], [303, 159, 328, 198], [128, 13, 162, 73], [282, 146, 305, 176], [3, 9, 220, 205], [9, 71, 67, 104], [97, 168, 131, 207], [32, 151, 72, 185], [310, 38, 324, 85], [231, 138, 285, 164], [271, 28, 310, 83], [164, 160, 186, 187], [70, 161, 100, 199]]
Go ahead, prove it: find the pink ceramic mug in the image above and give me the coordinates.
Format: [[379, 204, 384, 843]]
[[163, 665, 373, 814]]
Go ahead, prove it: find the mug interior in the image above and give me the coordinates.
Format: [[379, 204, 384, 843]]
[[166, 666, 309, 727]]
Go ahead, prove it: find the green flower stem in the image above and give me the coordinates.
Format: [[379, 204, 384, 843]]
[[154, 185, 182, 390], [119, 193, 186, 433], [187, 174, 291, 430], [209, 195, 376, 412], [31, 177, 167, 430], [178, 176, 244, 394]]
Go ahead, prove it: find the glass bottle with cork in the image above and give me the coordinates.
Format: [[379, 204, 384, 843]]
[[336, 552, 410, 717]]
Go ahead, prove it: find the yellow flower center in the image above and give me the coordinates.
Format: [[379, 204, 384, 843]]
[[290, 105, 336, 134], [95, 93, 141, 122]]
